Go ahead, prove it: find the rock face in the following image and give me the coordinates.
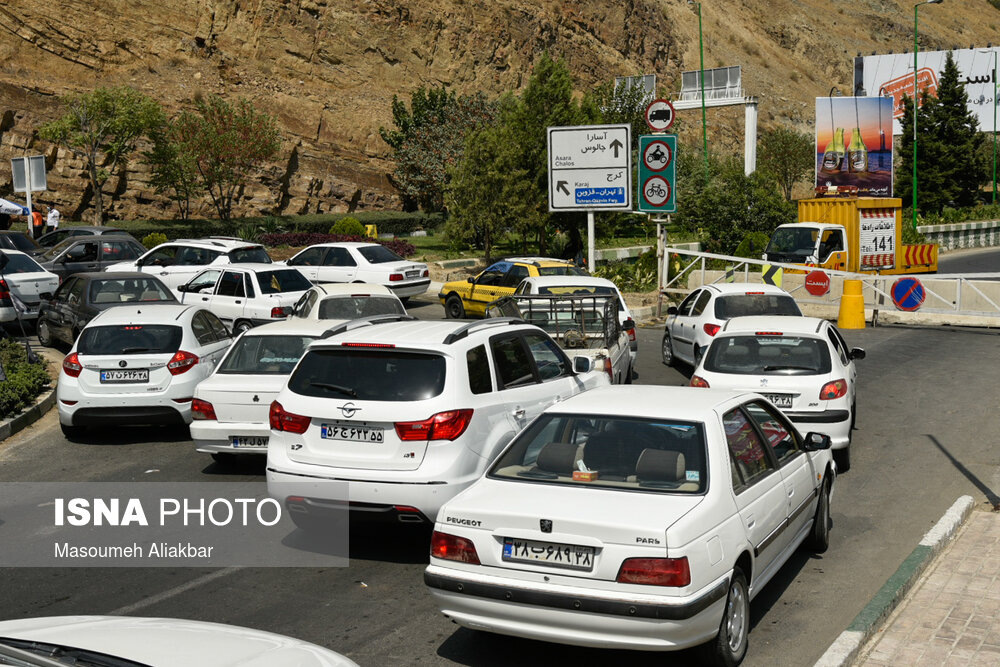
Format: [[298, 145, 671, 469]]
[[0, 0, 992, 222]]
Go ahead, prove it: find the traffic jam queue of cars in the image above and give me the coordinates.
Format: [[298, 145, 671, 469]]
[[2, 232, 864, 665]]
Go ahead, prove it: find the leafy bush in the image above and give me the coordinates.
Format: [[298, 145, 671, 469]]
[[259, 233, 416, 258], [733, 232, 771, 259], [141, 232, 168, 249], [329, 217, 366, 236], [0, 339, 50, 419], [594, 250, 658, 292]]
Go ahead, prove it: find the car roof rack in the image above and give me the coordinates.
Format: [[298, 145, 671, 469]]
[[319, 314, 418, 339], [442, 317, 526, 345]]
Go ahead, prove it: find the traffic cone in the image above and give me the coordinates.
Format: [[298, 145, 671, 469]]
[[837, 279, 866, 329]]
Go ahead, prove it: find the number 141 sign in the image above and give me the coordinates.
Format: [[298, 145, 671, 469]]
[[859, 209, 896, 270]]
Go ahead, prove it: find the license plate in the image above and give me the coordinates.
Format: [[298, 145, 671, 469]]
[[100, 369, 149, 384], [764, 393, 793, 408], [502, 537, 595, 571], [229, 436, 268, 448], [405, 270, 420, 278], [321, 424, 384, 443]]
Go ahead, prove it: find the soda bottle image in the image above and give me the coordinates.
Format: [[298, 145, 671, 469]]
[[821, 128, 845, 173], [848, 127, 868, 173]]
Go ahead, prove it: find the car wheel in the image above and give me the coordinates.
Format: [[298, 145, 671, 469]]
[[233, 320, 253, 335], [445, 294, 465, 319], [661, 333, 675, 367], [805, 478, 831, 553], [37, 319, 53, 347], [833, 444, 851, 473], [701, 567, 750, 667], [211, 453, 236, 465], [60, 423, 85, 439]]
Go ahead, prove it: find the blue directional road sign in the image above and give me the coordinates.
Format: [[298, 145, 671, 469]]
[[891, 276, 926, 311], [638, 134, 676, 213], [547, 124, 632, 212]]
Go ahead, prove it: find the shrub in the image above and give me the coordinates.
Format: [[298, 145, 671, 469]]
[[142, 232, 168, 249], [0, 339, 50, 419], [733, 232, 771, 259], [259, 232, 416, 258], [594, 250, 658, 292], [329, 217, 366, 236]]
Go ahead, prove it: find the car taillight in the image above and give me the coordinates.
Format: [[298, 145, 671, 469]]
[[603, 357, 614, 381], [0, 279, 9, 301], [627, 327, 637, 342], [689, 375, 710, 388], [269, 401, 311, 434], [341, 342, 396, 348], [191, 398, 217, 420], [62, 352, 82, 378], [704, 323, 721, 337], [395, 409, 474, 441], [820, 379, 847, 400], [422, 269, 429, 277], [270, 306, 289, 318], [431, 530, 481, 564], [167, 350, 199, 375], [389, 273, 404, 282], [616, 557, 690, 587]]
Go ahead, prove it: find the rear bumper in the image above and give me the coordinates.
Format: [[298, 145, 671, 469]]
[[192, 420, 270, 455], [388, 279, 431, 298], [63, 405, 187, 427]]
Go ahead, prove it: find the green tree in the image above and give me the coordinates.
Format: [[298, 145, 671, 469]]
[[144, 116, 203, 220], [897, 51, 988, 215], [171, 96, 282, 223], [758, 126, 814, 201], [39, 86, 162, 224]]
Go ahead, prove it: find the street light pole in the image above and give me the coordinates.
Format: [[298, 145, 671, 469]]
[[913, 0, 943, 231], [993, 50, 997, 203]]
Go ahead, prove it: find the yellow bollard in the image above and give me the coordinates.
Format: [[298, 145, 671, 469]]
[[837, 279, 866, 329]]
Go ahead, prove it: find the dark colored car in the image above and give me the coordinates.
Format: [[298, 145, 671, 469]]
[[36, 272, 178, 347], [36, 226, 135, 248], [35, 235, 146, 280], [0, 230, 43, 255]]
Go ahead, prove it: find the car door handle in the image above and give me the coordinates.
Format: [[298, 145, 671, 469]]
[[201, 297, 209, 302], [512, 409, 525, 418], [747, 518, 756, 529], [787, 488, 795, 498], [235, 300, 242, 304]]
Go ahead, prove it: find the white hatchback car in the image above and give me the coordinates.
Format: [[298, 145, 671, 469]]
[[0, 250, 59, 323], [191, 318, 342, 463], [425, 385, 835, 666], [283, 242, 429, 300], [690, 316, 864, 471], [290, 283, 406, 321], [106, 238, 273, 289], [266, 317, 610, 525], [56, 304, 233, 437], [662, 283, 801, 367], [176, 264, 313, 334]]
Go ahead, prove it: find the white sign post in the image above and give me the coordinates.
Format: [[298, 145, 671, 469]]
[[11, 155, 47, 234], [547, 124, 632, 270]]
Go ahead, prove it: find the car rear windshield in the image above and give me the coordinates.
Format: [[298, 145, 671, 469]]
[[227, 246, 272, 264], [218, 334, 317, 375], [536, 266, 587, 276], [703, 335, 832, 375], [318, 296, 405, 320], [489, 414, 707, 494], [714, 294, 801, 319], [256, 269, 312, 294], [88, 278, 175, 304], [2, 233, 40, 253], [357, 245, 404, 264], [1, 253, 45, 274], [77, 325, 182, 356], [288, 349, 446, 401]]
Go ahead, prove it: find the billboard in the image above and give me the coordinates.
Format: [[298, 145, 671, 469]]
[[815, 96, 894, 197], [854, 47, 1000, 134], [679, 66, 742, 101]]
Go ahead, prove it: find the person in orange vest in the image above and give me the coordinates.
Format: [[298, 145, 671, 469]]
[[30, 206, 44, 239]]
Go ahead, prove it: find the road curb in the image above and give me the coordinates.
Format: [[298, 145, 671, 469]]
[[813, 495, 975, 667], [0, 386, 56, 443]]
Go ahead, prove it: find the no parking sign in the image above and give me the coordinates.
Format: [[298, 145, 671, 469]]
[[891, 277, 926, 311]]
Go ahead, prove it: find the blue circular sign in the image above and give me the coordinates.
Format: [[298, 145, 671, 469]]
[[891, 277, 926, 312]]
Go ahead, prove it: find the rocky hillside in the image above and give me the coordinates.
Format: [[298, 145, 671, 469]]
[[0, 0, 995, 222]]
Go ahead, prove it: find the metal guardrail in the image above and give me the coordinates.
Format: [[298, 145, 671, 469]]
[[661, 247, 1000, 318]]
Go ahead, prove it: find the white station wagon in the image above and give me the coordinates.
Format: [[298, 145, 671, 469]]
[[425, 386, 835, 666]]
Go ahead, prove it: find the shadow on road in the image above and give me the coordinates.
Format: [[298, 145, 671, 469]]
[[347, 521, 433, 564], [927, 434, 1000, 509], [65, 424, 192, 446]]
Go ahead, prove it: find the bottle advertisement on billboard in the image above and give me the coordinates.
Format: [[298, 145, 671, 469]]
[[815, 96, 894, 197]]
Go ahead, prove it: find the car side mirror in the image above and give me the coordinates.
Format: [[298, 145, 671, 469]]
[[40, 292, 53, 301], [803, 432, 832, 451], [177, 283, 192, 293], [467, 276, 474, 283], [667, 306, 678, 315], [622, 318, 635, 331], [573, 356, 593, 374], [850, 347, 866, 360]]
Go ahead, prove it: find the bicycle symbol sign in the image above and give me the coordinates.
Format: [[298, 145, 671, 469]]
[[642, 176, 671, 207], [643, 140, 672, 172]]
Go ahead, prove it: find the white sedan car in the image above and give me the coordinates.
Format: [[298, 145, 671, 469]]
[[290, 283, 406, 321], [425, 385, 834, 665], [283, 242, 429, 300], [662, 283, 801, 367], [176, 264, 313, 334], [56, 304, 233, 437], [192, 319, 340, 463], [0, 616, 358, 667], [690, 315, 864, 472], [0, 250, 60, 323]]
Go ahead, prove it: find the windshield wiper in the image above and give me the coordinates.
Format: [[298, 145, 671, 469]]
[[763, 365, 815, 372], [309, 382, 358, 397], [120, 347, 151, 354]]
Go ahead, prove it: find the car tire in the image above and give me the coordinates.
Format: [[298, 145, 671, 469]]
[[701, 567, 750, 667], [805, 478, 831, 553], [60, 423, 85, 439], [445, 294, 465, 319], [211, 453, 236, 465], [661, 332, 675, 367], [833, 444, 851, 473], [37, 319, 53, 347], [233, 320, 253, 335]]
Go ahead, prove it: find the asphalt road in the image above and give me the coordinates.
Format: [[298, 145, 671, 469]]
[[2, 295, 999, 666]]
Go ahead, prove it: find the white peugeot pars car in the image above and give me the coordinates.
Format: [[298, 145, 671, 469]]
[[56, 304, 233, 437], [267, 317, 610, 526], [282, 242, 430, 301], [425, 385, 835, 666], [290, 283, 406, 321]]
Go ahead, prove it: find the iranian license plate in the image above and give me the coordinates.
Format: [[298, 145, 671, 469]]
[[229, 436, 268, 448], [100, 369, 149, 384], [321, 424, 384, 443], [502, 537, 595, 571], [764, 393, 793, 408], [405, 270, 421, 278]]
